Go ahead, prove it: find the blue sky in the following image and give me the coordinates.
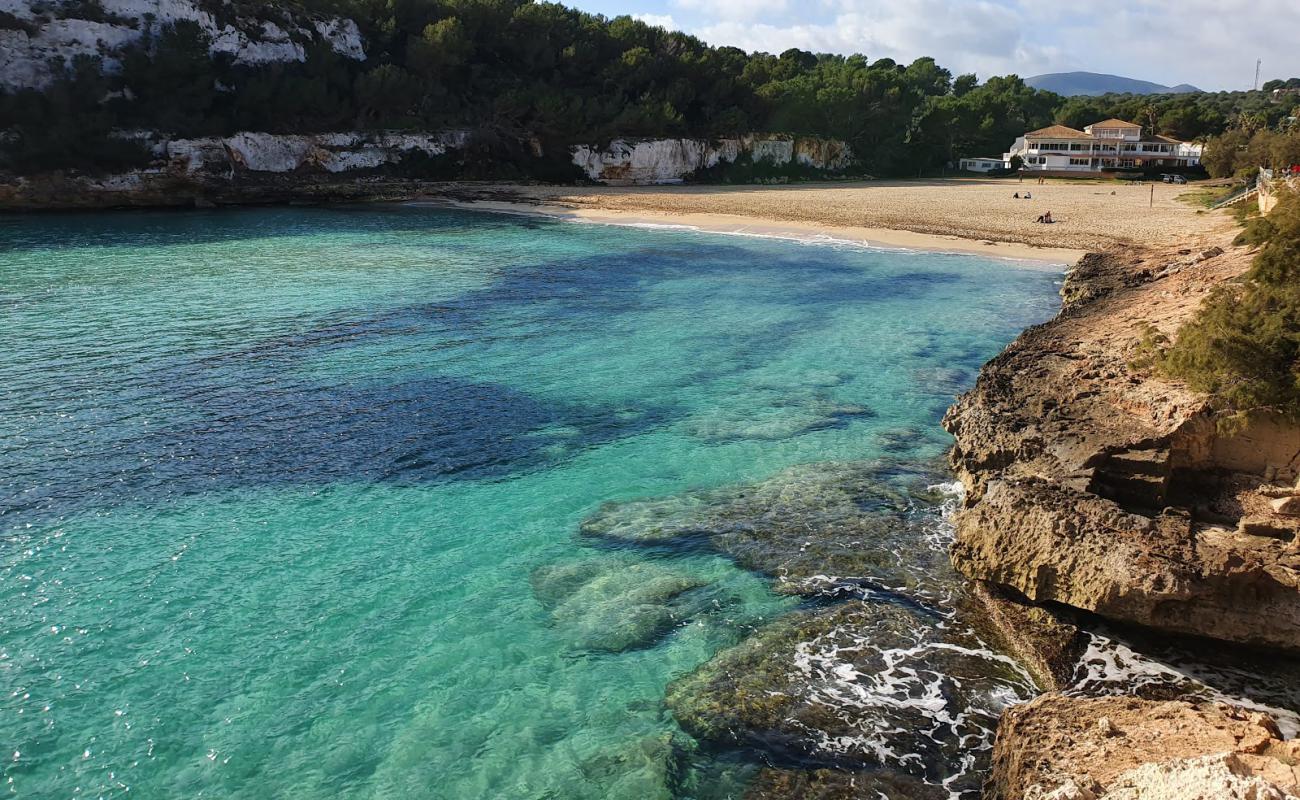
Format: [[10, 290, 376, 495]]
[[566, 0, 1298, 92]]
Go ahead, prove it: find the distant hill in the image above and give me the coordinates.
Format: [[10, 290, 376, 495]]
[[1026, 72, 1202, 96]]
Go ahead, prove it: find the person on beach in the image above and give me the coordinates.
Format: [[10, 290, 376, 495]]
[[1024, 191, 1032, 199], [1035, 210, 1054, 224], [1013, 192, 1020, 198]]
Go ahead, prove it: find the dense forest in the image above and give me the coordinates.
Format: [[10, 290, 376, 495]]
[[1, 0, 1297, 178]]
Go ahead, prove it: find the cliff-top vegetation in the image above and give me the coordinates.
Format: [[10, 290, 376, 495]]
[[1159, 189, 1300, 424]]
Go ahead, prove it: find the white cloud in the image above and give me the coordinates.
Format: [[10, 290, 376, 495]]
[[667, 0, 1300, 90], [632, 12, 678, 29], [671, 0, 789, 21], [692, 0, 1059, 78]]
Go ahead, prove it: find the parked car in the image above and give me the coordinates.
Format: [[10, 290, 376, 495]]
[[1161, 174, 1188, 184]]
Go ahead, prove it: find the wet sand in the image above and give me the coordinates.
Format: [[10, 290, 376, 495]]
[[440, 199, 1083, 265]]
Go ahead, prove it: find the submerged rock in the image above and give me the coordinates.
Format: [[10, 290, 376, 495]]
[[742, 767, 945, 800], [666, 600, 1032, 791], [532, 559, 705, 652], [580, 460, 949, 595], [576, 734, 683, 800], [683, 393, 873, 442]]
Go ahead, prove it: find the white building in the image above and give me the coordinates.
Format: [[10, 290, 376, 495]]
[[958, 156, 1007, 172], [1002, 118, 1202, 173]]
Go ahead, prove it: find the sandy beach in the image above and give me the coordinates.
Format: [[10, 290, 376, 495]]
[[463, 178, 1232, 262]]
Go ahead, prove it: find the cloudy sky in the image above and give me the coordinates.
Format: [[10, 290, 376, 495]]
[[567, 0, 1298, 91]]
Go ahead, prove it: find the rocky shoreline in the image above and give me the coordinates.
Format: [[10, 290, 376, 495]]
[[946, 234, 1300, 796]]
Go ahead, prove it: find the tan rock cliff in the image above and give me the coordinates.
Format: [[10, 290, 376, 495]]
[[944, 238, 1300, 650]]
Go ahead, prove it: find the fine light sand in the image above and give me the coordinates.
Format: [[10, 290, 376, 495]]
[[461, 178, 1232, 263]]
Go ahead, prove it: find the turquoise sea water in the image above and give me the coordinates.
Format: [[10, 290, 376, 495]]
[[0, 206, 1063, 799]]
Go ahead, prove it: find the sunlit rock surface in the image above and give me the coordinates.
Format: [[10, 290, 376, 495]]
[[989, 693, 1300, 800]]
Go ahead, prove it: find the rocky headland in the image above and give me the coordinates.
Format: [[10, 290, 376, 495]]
[[945, 235, 1300, 648], [944, 224, 1300, 795]]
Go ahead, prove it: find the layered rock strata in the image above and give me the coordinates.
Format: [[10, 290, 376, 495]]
[[944, 238, 1300, 651]]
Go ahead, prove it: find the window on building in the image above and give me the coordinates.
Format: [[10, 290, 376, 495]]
[[1070, 158, 1090, 165], [1119, 159, 1136, 167]]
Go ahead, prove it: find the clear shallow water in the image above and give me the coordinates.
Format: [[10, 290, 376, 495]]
[[0, 206, 1063, 799]]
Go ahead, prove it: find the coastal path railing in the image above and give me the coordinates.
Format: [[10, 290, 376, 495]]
[[1210, 183, 1259, 210]]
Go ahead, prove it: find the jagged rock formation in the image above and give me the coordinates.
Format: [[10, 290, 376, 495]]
[[162, 131, 471, 174], [665, 599, 1032, 794], [0, 0, 365, 92], [987, 693, 1300, 799], [970, 582, 1088, 692], [571, 136, 853, 185], [944, 238, 1300, 651]]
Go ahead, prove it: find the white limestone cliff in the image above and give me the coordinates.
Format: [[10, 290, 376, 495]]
[[0, 0, 366, 91], [164, 131, 471, 174], [571, 135, 854, 184]]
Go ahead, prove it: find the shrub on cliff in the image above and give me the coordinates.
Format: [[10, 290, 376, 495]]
[[1160, 190, 1300, 425]]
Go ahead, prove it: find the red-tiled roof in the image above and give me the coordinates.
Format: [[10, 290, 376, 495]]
[[1087, 118, 1142, 129], [1024, 124, 1092, 139]]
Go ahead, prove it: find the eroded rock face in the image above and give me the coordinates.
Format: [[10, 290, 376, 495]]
[[170, 131, 472, 175], [944, 243, 1300, 651], [666, 600, 1033, 794], [969, 583, 1088, 692], [570, 135, 853, 185], [0, 130, 484, 210], [1098, 753, 1300, 800], [988, 693, 1300, 800], [0, 0, 366, 92], [579, 460, 946, 596]]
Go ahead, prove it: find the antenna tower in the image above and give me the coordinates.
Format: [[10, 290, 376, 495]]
[[1255, 59, 1262, 91]]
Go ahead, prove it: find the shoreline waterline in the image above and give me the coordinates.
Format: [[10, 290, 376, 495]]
[[421, 198, 1087, 268]]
